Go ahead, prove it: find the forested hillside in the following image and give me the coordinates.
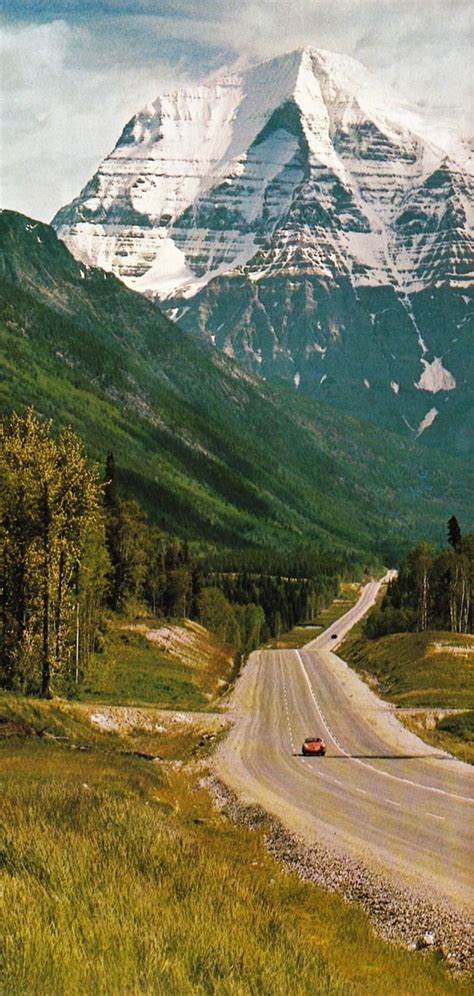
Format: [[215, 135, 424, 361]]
[[1, 210, 472, 562]]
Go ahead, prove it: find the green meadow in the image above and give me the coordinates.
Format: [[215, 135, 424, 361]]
[[1, 687, 470, 995]]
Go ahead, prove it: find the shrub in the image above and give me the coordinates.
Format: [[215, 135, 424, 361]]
[[437, 711, 474, 742]]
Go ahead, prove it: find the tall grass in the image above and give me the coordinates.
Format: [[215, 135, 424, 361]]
[[1, 783, 348, 996], [1, 762, 469, 996]]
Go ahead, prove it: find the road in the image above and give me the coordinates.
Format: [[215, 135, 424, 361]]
[[217, 577, 474, 910]]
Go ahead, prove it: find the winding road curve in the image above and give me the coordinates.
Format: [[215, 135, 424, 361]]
[[217, 578, 474, 910]]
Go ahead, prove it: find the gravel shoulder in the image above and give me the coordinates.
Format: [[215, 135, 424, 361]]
[[206, 775, 473, 974]]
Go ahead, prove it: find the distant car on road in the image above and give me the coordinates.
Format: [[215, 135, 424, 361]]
[[331, 634, 338, 639], [302, 736, 326, 756]]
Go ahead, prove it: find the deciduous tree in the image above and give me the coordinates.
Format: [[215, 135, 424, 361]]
[[0, 409, 103, 695]]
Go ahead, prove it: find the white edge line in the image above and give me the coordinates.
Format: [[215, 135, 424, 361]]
[[294, 649, 474, 805]]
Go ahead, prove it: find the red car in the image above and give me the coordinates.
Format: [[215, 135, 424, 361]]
[[302, 736, 326, 756]]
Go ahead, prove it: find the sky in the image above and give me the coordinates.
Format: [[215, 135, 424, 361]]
[[1, 0, 472, 222]]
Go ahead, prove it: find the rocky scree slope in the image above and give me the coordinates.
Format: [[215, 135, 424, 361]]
[[53, 47, 473, 455], [1, 209, 472, 557]]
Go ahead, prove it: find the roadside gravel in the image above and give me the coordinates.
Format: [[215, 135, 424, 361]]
[[204, 775, 473, 975]]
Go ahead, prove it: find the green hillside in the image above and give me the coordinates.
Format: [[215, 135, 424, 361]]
[[0, 210, 471, 559]]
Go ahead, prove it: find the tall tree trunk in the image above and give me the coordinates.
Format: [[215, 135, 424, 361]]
[[41, 481, 51, 698], [75, 599, 80, 683], [0, 548, 14, 687], [419, 568, 429, 631], [55, 548, 65, 664]]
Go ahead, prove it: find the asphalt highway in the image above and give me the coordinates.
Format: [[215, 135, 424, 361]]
[[217, 578, 474, 909]]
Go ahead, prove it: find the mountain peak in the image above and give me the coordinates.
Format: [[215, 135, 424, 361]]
[[53, 39, 471, 297], [52, 45, 472, 457]]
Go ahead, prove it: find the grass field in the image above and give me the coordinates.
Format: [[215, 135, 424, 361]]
[[338, 627, 474, 762], [1, 695, 469, 996]]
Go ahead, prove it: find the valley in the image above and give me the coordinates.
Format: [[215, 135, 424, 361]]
[[0, 26, 472, 995], [217, 581, 474, 916]]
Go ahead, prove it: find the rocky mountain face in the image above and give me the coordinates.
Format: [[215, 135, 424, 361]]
[[53, 48, 473, 455]]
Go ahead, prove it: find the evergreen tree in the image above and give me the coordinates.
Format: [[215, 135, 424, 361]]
[[190, 564, 203, 618], [104, 451, 118, 509], [107, 499, 148, 611], [103, 451, 149, 611], [144, 527, 167, 614], [448, 515, 462, 551]]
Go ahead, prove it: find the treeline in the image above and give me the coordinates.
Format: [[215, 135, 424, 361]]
[[101, 456, 358, 653], [1, 410, 360, 696], [203, 548, 366, 580], [365, 517, 473, 638], [207, 571, 340, 641], [103, 452, 200, 619], [193, 574, 332, 654]]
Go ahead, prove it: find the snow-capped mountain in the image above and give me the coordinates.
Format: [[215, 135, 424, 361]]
[[53, 47, 473, 453]]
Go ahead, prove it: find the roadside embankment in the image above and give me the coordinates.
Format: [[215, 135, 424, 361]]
[[78, 614, 236, 710], [206, 776, 473, 976], [338, 629, 474, 763]]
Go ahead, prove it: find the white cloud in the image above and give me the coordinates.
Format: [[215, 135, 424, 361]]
[[0, 19, 190, 221], [186, 0, 473, 121]]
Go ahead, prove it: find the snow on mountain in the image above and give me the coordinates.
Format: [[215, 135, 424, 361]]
[[54, 47, 471, 299], [415, 357, 456, 393], [53, 47, 473, 453], [417, 407, 439, 436]]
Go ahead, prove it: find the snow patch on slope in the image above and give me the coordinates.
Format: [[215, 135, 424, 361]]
[[417, 407, 439, 436], [415, 357, 456, 393], [132, 238, 193, 295]]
